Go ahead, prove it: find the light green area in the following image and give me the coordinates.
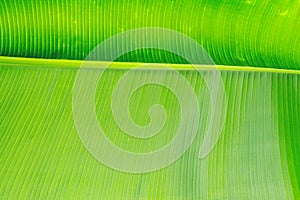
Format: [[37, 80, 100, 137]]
[[0, 59, 299, 199]]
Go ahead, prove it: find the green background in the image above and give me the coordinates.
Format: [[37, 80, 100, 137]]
[[1, 0, 300, 199]]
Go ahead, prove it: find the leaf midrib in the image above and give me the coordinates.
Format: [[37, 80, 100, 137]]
[[1, 56, 300, 75]]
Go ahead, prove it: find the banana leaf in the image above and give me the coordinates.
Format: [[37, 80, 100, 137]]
[[1, 0, 300, 199]]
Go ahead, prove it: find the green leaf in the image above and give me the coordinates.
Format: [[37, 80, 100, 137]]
[[1, 0, 300, 69], [1, 0, 300, 199], [1, 57, 300, 199]]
